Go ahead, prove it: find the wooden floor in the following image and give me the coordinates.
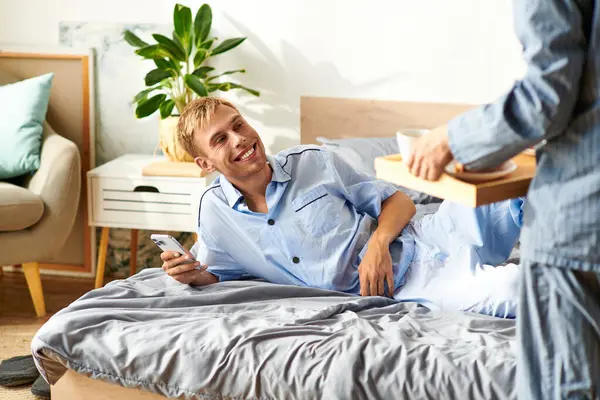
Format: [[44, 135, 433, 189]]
[[0, 270, 101, 400], [0, 270, 97, 322]]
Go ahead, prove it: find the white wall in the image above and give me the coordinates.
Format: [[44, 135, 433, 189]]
[[0, 0, 525, 157]]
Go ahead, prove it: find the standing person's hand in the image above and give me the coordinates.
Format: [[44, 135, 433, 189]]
[[160, 251, 208, 285], [358, 239, 394, 297], [406, 125, 454, 181]]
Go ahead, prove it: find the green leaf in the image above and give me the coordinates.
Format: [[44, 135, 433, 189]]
[[159, 44, 183, 63], [194, 4, 212, 45], [176, 31, 193, 57], [207, 82, 258, 96], [153, 34, 186, 61], [135, 94, 167, 118], [171, 33, 190, 59], [136, 45, 178, 62], [193, 49, 209, 68], [206, 69, 246, 82], [154, 59, 170, 69], [187, 36, 194, 56], [211, 37, 246, 56], [184, 74, 208, 97], [192, 66, 215, 78], [228, 83, 260, 97], [159, 99, 176, 119], [123, 30, 148, 48], [207, 82, 232, 93], [154, 57, 181, 74], [135, 44, 162, 59], [199, 38, 215, 50], [173, 4, 192, 49], [145, 69, 172, 86], [133, 86, 161, 103], [207, 83, 220, 92], [219, 83, 232, 91]]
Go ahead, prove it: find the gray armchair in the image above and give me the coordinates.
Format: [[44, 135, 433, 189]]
[[0, 121, 81, 317]]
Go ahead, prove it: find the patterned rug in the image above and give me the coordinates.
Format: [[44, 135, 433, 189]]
[[100, 228, 195, 278], [0, 318, 46, 400]]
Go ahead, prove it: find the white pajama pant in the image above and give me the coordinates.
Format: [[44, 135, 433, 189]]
[[394, 199, 524, 318]]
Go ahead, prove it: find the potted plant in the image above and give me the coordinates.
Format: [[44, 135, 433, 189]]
[[123, 3, 259, 162]]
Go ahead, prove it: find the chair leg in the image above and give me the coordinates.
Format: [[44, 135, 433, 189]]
[[22, 262, 46, 317]]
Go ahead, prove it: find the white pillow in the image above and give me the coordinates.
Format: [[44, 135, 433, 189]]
[[316, 136, 442, 205], [316, 136, 397, 176]]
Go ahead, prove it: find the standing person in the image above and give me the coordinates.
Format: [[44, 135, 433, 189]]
[[407, 1, 600, 398]]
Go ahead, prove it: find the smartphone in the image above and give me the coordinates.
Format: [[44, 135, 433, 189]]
[[150, 234, 196, 264]]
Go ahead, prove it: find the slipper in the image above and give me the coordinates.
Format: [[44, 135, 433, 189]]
[[0, 355, 40, 387], [31, 375, 51, 398]]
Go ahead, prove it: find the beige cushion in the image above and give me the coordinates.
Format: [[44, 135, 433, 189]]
[[0, 182, 44, 231]]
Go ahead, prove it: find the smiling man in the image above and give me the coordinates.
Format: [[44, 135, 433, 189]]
[[162, 97, 525, 318]]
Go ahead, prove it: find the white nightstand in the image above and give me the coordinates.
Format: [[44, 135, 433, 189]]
[[87, 154, 216, 288]]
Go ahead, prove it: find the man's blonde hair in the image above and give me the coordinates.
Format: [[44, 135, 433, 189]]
[[177, 97, 239, 158]]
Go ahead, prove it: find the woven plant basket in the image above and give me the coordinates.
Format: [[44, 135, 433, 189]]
[[158, 116, 195, 162]]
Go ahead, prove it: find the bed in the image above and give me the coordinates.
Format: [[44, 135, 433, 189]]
[[33, 97, 519, 400]]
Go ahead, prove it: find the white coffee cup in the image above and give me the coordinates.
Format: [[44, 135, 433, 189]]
[[396, 129, 429, 161]]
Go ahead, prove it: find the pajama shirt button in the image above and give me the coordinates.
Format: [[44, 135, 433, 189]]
[[268, 219, 275, 225], [292, 257, 300, 264]]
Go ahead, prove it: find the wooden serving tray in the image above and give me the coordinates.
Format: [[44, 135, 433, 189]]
[[374, 153, 536, 207]]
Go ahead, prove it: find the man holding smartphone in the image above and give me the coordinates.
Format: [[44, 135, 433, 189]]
[[160, 96, 525, 319]]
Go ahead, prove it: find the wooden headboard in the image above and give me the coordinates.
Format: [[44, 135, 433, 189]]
[[300, 96, 474, 145], [0, 45, 96, 276]]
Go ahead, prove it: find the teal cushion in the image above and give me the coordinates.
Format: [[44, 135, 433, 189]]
[[0, 73, 54, 179]]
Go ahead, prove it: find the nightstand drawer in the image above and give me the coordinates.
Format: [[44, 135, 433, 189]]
[[90, 176, 203, 231]]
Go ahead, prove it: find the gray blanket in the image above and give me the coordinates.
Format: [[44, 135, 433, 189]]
[[32, 268, 516, 400]]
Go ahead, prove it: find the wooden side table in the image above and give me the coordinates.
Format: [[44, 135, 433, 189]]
[[87, 154, 215, 288]]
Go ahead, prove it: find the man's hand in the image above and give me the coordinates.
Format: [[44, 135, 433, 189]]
[[160, 251, 210, 285], [358, 237, 394, 297], [406, 125, 453, 181]]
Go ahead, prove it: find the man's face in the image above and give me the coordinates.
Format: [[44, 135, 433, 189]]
[[193, 105, 267, 180]]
